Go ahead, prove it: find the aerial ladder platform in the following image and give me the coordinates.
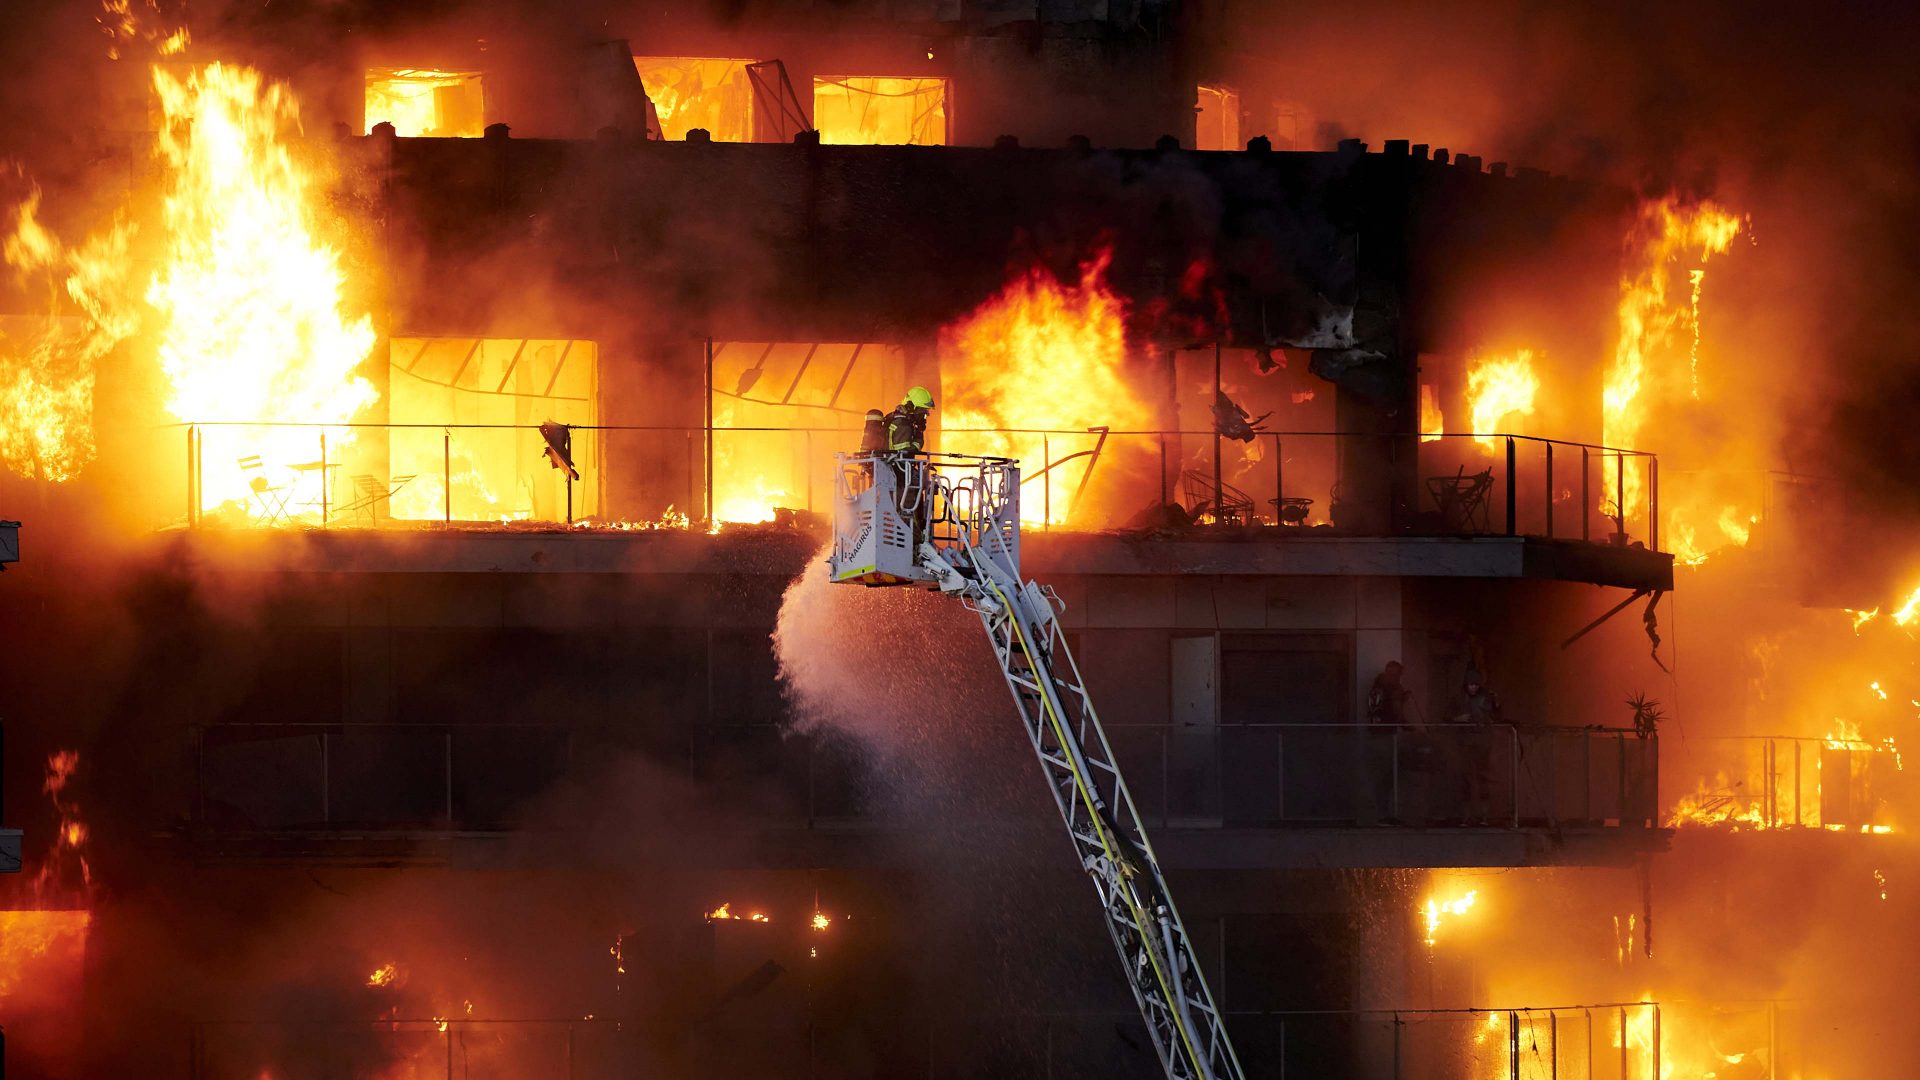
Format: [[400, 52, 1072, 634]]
[[826, 451, 1245, 1080]]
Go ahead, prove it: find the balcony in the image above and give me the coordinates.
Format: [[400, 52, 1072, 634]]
[[160, 420, 1671, 592], [182, 722, 1663, 869]]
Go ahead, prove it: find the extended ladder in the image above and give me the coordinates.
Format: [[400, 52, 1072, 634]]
[[828, 452, 1244, 1080]]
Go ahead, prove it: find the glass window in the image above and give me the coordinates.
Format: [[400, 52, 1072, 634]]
[[632, 57, 758, 142], [364, 69, 486, 137], [1195, 84, 1241, 151], [708, 341, 905, 522], [386, 338, 599, 522], [812, 77, 948, 145]]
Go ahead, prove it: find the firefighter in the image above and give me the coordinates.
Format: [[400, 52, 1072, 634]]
[[884, 387, 935, 543], [1446, 668, 1500, 825], [886, 386, 935, 454], [1363, 660, 1413, 824]]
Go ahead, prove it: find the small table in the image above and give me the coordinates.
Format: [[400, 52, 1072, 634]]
[[287, 461, 342, 522]]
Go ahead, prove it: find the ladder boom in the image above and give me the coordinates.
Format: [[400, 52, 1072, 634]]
[[828, 452, 1245, 1080]]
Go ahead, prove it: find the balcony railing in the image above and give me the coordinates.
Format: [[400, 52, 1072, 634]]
[[169, 421, 1662, 549], [187, 722, 1659, 836], [1103, 723, 1658, 829], [187, 1003, 1674, 1079], [1668, 735, 1902, 831]]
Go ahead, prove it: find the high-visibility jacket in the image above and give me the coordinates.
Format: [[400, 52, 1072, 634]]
[[885, 406, 928, 452]]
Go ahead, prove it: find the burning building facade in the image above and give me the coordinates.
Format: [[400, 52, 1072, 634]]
[[2, 1, 1913, 1077]]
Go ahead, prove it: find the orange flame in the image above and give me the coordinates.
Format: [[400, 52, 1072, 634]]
[[96, 0, 191, 61], [1891, 585, 1920, 628], [1603, 198, 1744, 521], [367, 963, 399, 988], [0, 188, 136, 482], [150, 63, 378, 515], [0, 910, 91, 1000], [811, 912, 831, 931], [1418, 383, 1444, 442], [1422, 888, 1477, 948], [3, 754, 94, 1009], [940, 250, 1146, 525], [1465, 348, 1539, 447]]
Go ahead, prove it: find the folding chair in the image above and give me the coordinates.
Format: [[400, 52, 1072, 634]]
[[238, 455, 291, 525], [1426, 466, 1494, 532], [334, 474, 416, 524]]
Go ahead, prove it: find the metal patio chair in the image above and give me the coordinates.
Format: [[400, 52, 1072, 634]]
[[1181, 469, 1256, 526], [1427, 466, 1494, 532], [334, 474, 416, 524], [238, 455, 291, 525]]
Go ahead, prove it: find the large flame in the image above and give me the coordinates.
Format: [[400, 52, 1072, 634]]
[[150, 63, 378, 513], [940, 250, 1147, 525], [1465, 348, 1539, 447], [0, 189, 136, 481], [1602, 198, 1744, 521], [1419, 382, 1444, 442], [2, 753, 93, 1019]]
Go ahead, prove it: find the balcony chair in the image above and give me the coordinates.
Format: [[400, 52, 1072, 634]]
[[335, 474, 416, 524], [1427, 466, 1494, 532], [238, 455, 291, 525], [1180, 469, 1256, 526]]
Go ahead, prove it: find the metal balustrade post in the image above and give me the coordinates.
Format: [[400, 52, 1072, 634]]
[[321, 732, 329, 825], [1619, 1008, 1628, 1080], [1650, 456, 1659, 551], [1586, 1009, 1595, 1078], [1159, 434, 1168, 506], [1649, 734, 1660, 826], [1511, 727, 1521, 827], [1793, 740, 1803, 826], [1505, 437, 1517, 535], [1043, 433, 1051, 529], [1582, 447, 1591, 541], [1652, 1004, 1662, 1080], [443, 431, 451, 526], [1392, 1013, 1401, 1080], [186, 425, 195, 526], [1545, 442, 1554, 538], [704, 338, 714, 525], [1509, 1010, 1520, 1080], [1615, 453, 1626, 540], [320, 431, 328, 525], [1617, 737, 1628, 825], [1550, 1012, 1559, 1080], [1213, 341, 1223, 528], [1391, 729, 1401, 821]]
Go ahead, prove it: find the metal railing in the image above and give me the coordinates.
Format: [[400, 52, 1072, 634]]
[[191, 722, 574, 833], [170, 421, 1661, 549], [1668, 735, 1901, 830], [186, 1004, 1667, 1079], [188, 722, 1658, 835], [1102, 723, 1658, 830]]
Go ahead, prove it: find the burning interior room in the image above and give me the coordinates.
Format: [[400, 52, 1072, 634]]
[[1, 0, 1918, 1077]]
